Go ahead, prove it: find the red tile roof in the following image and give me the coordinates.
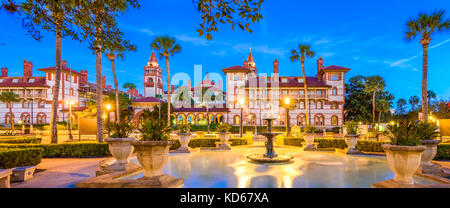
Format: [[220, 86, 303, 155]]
[[133, 97, 161, 103], [245, 76, 331, 88], [222, 65, 250, 72], [172, 107, 229, 112], [0, 77, 48, 88], [322, 65, 350, 71], [38, 66, 83, 76]]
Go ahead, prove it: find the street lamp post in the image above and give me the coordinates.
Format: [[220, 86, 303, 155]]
[[239, 98, 245, 138], [66, 100, 74, 142], [105, 104, 112, 137], [283, 97, 291, 137], [18, 120, 23, 135]]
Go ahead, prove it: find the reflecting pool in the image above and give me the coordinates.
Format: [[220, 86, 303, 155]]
[[122, 146, 435, 188]]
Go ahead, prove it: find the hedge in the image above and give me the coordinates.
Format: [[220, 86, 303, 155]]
[[282, 137, 450, 160], [436, 143, 450, 160], [169, 138, 248, 150], [0, 148, 43, 169], [0, 143, 110, 158], [0, 137, 42, 144]]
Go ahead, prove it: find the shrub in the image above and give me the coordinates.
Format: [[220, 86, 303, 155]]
[[138, 119, 171, 141], [0, 137, 42, 144], [0, 148, 43, 169], [169, 138, 248, 150], [385, 120, 435, 146], [176, 124, 191, 134], [435, 143, 450, 160], [344, 120, 359, 135], [355, 140, 389, 152], [107, 121, 135, 138], [43, 124, 68, 130], [0, 142, 110, 158], [316, 138, 347, 149], [216, 123, 231, 133], [303, 125, 315, 133]]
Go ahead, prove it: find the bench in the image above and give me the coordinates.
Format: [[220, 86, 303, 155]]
[[0, 169, 13, 188], [11, 166, 36, 182]]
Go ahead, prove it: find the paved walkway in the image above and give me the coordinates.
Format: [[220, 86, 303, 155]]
[[11, 158, 107, 188]]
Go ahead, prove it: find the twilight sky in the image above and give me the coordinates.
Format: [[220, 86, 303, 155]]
[[1, 0, 449, 106]]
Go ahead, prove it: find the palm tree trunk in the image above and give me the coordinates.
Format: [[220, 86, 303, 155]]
[[372, 90, 376, 124], [50, 33, 62, 144], [378, 110, 381, 126], [165, 56, 171, 126], [286, 108, 290, 136], [96, 45, 103, 142], [301, 60, 309, 125], [110, 57, 120, 123], [9, 105, 14, 132], [421, 42, 429, 122]]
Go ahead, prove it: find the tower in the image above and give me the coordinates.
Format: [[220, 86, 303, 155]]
[[243, 51, 257, 76], [144, 52, 163, 98]]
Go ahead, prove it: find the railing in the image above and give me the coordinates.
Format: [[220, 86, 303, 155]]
[[19, 94, 47, 99]]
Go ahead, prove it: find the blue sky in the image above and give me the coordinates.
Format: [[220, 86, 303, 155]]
[[1, 0, 449, 107]]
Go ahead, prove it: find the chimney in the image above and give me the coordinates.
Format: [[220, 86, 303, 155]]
[[23, 60, 33, 78], [102, 76, 106, 89], [1, 67, 8, 77], [79, 70, 88, 86], [317, 57, 323, 74], [61, 60, 67, 67], [273, 59, 279, 74]]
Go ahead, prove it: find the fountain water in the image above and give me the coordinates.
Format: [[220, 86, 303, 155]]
[[247, 118, 293, 163]]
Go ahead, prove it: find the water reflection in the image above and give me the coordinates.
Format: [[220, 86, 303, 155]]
[[125, 146, 426, 188]]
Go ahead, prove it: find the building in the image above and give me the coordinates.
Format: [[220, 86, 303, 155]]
[[223, 52, 349, 128], [0, 60, 82, 125], [136, 51, 349, 129], [0, 59, 118, 126]]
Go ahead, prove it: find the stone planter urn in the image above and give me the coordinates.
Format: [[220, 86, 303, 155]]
[[420, 140, 441, 172], [344, 134, 361, 154], [382, 144, 426, 184], [174, 133, 192, 153], [303, 133, 316, 151], [131, 140, 183, 187], [104, 137, 135, 171], [217, 132, 231, 149]]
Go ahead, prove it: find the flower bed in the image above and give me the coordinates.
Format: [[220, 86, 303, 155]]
[[169, 137, 248, 150]]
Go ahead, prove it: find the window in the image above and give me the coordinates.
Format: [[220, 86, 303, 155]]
[[39, 101, 45, 108], [0, 79, 3, 83], [300, 90, 304, 95], [330, 74, 338, 81], [317, 101, 322, 109], [282, 90, 287, 95], [12, 79, 18, 83], [29, 78, 35, 83], [332, 116, 338, 126], [298, 77, 304, 83], [148, 78, 153, 83], [70, 88, 74, 96], [234, 116, 240, 125], [317, 90, 322, 95], [300, 101, 305, 109], [234, 74, 240, 81], [234, 86, 238, 95], [332, 88, 337, 95], [281, 78, 288, 83], [310, 101, 315, 109], [332, 103, 338, 109]]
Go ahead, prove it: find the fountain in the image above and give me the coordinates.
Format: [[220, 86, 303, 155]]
[[247, 118, 293, 163]]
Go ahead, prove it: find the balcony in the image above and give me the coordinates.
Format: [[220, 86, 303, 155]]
[[20, 93, 47, 99], [294, 94, 328, 99]]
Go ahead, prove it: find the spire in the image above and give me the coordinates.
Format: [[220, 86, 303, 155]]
[[247, 51, 255, 63], [147, 51, 159, 67]]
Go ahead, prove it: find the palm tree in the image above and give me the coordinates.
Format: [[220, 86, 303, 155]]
[[427, 90, 436, 107], [0, 92, 20, 131], [123, 83, 136, 99], [107, 53, 120, 123], [290, 44, 315, 125], [280, 97, 297, 137], [364, 76, 385, 124], [151, 36, 181, 126], [396, 98, 407, 115], [406, 9, 450, 121], [376, 99, 391, 125], [409, 95, 420, 112]]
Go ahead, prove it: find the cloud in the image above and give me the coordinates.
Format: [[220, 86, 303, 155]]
[[139, 28, 158, 36], [211, 50, 228, 56], [232, 43, 287, 56], [313, 38, 331, 45], [389, 38, 450, 67], [321, 52, 335, 58], [174, 34, 213, 46]]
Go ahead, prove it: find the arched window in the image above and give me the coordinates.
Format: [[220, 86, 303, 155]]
[[332, 88, 338, 95], [331, 116, 338, 126], [297, 114, 305, 125], [70, 88, 74, 96], [314, 115, 324, 125], [148, 78, 153, 83], [39, 101, 45, 108], [187, 114, 195, 124], [36, 113, 46, 124], [299, 101, 305, 109], [234, 86, 238, 95], [317, 101, 322, 109], [332, 103, 338, 109], [21, 113, 31, 124], [5, 112, 14, 124], [22, 101, 30, 109], [196, 114, 205, 125], [310, 101, 315, 109], [233, 115, 240, 125], [177, 114, 185, 125]]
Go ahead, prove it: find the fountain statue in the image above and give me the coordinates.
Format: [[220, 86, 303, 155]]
[[247, 117, 293, 163]]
